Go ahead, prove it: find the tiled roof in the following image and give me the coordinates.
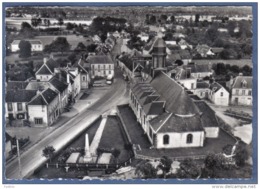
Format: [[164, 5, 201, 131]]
[[46, 58, 60, 73], [194, 101, 219, 127], [209, 82, 223, 92], [232, 76, 252, 89], [6, 90, 37, 103], [143, 101, 165, 115], [87, 55, 114, 64], [211, 47, 224, 53], [150, 113, 204, 133], [28, 88, 58, 106], [197, 81, 210, 89], [36, 64, 52, 75], [26, 81, 51, 91], [49, 77, 68, 93], [6, 81, 29, 91], [150, 72, 200, 115]]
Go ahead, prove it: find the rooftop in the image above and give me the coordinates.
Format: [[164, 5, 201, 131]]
[[6, 90, 38, 103], [28, 88, 58, 106], [86, 55, 114, 64]]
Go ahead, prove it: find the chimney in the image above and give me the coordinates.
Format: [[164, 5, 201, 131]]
[[43, 57, 48, 64], [67, 73, 70, 84]]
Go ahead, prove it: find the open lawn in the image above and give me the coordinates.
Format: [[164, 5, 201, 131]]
[[98, 116, 132, 163], [34, 35, 93, 49]]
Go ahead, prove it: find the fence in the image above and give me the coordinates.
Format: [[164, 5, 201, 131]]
[[135, 153, 207, 162], [45, 157, 134, 172]]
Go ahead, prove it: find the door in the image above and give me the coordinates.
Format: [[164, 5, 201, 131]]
[[234, 97, 239, 105]]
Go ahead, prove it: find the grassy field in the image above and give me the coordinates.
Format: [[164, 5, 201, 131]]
[[194, 59, 253, 67], [98, 116, 132, 163], [34, 35, 93, 49]]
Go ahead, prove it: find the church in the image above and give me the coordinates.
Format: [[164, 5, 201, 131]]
[[129, 37, 220, 149]]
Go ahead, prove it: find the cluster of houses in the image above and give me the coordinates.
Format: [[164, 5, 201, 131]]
[[125, 36, 252, 150], [5, 52, 115, 127], [118, 34, 253, 107]]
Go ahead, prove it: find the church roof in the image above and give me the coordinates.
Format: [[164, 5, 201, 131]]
[[153, 38, 166, 48], [150, 72, 200, 115], [150, 113, 204, 133]]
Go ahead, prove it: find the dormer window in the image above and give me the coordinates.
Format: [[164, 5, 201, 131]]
[[241, 80, 247, 88]]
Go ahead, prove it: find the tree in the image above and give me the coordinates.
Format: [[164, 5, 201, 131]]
[[42, 146, 56, 163], [233, 142, 249, 167], [176, 158, 201, 179], [135, 160, 157, 179], [87, 44, 98, 52], [31, 18, 39, 28], [160, 15, 168, 24], [112, 148, 121, 164], [74, 42, 87, 52], [157, 156, 172, 178], [227, 21, 237, 37], [170, 15, 175, 23], [44, 37, 70, 54], [195, 14, 200, 23], [18, 40, 31, 58], [57, 18, 64, 33], [149, 15, 156, 25], [68, 53, 77, 65], [21, 22, 32, 30]]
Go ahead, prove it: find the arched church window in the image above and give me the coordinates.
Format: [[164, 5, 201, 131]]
[[186, 134, 193, 144], [163, 134, 169, 145]]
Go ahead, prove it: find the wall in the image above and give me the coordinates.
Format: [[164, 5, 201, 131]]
[[91, 64, 114, 78], [36, 74, 52, 81], [212, 88, 229, 106], [156, 131, 204, 149], [231, 88, 252, 105], [204, 127, 219, 138], [194, 88, 209, 99], [31, 44, 43, 51], [28, 105, 48, 127], [11, 44, 19, 52], [179, 78, 197, 90], [5, 102, 27, 119]]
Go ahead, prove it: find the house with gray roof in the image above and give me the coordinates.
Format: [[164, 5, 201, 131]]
[[228, 75, 252, 106], [27, 88, 59, 127], [87, 54, 114, 78], [129, 71, 221, 149], [208, 81, 230, 106], [5, 89, 38, 120]]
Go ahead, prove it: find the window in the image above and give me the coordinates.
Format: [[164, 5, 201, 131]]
[[163, 135, 169, 145], [186, 134, 193, 144], [248, 90, 252, 96], [103, 70, 106, 75], [236, 89, 239, 95], [7, 103, 13, 111], [35, 118, 43, 125], [103, 65, 105, 69], [17, 103, 22, 111], [82, 76, 86, 81], [242, 90, 245, 95], [220, 92, 223, 97], [191, 83, 194, 89], [109, 70, 111, 74], [109, 65, 111, 69]]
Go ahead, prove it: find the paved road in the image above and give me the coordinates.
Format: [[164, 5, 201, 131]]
[[5, 68, 127, 179]]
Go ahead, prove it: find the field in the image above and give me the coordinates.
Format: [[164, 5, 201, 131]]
[[194, 59, 252, 67], [34, 35, 93, 49]]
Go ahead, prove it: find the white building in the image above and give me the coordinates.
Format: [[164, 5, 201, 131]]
[[87, 55, 114, 78], [11, 39, 43, 52], [208, 82, 230, 106], [228, 76, 252, 106]]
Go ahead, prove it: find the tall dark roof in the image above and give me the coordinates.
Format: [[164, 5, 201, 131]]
[[46, 58, 60, 73], [6, 90, 37, 103], [197, 81, 210, 89], [6, 81, 29, 91], [28, 88, 58, 106], [194, 101, 219, 127], [151, 72, 199, 115], [87, 55, 114, 64], [49, 77, 68, 93], [209, 82, 224, 92], [153, 38, 166, 48], [143, 101, 165, 115], [150, 113, 204, 133], [232, 76, 253, 89], [36, 64, 52, 75]]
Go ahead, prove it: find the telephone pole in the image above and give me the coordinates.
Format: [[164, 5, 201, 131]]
[[16, 139, 22, 178]]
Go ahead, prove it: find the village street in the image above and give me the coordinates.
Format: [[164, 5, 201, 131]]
[[5, 38, 128, 179]]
